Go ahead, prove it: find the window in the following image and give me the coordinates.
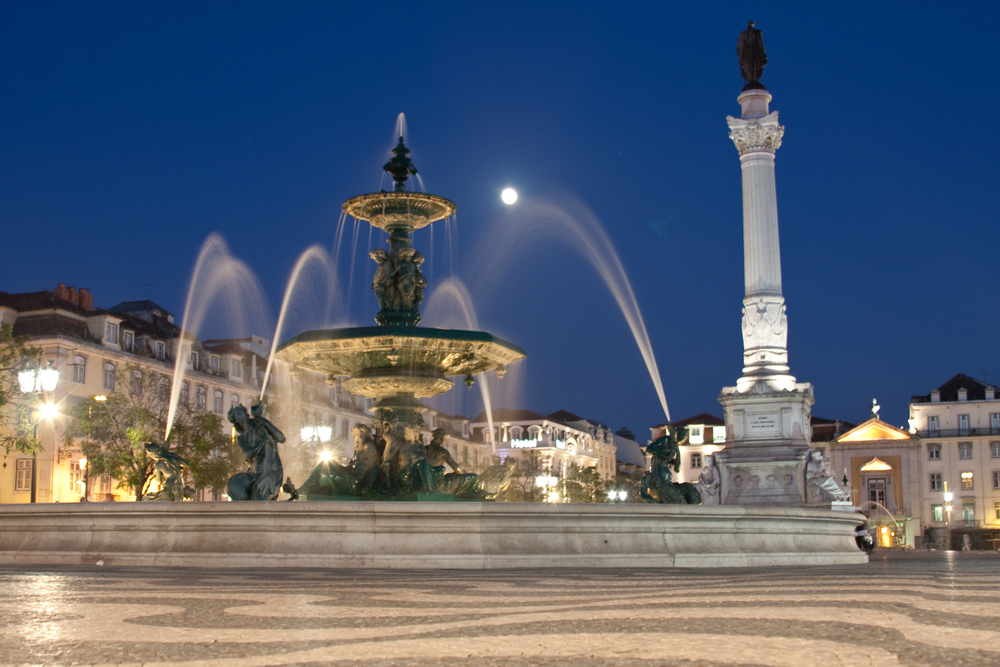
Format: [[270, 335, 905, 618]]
[[689, 426, 704, 445], [180, 381, 189, 405], [102, 363, 115, 391], [155, 342, 165, 360], [341, 419, 349, 438], [104, 322, 119, 344], [190, 351, 199, 371], [463, 423, 469, 437], [96, 474, 111, 495], [15, 460, 31, 491], [230, 359, 241, 379], [932, 504, 944, 522], [928, 443, 941, 460], [963, 503, 975, 522], [959, 442, 973, 459], [959, 414, 969, 436], [930, 473, 942, 491], [130, 371, 143, 396], [991, 413, 1000, 435], [213, 390, 223, 413], [995, 503, 1000, 521], [993, 471, 1000, 490], [196, 386, 206, 409], [210, 356, 219, 374], [961, 471, 974, 490], [713, 426, 726, 443], [69, 461, 82, 492], [867, 478, 886, 506], [72, 355, 86, 384], [928, 416, 939, 436], [691, 453, 702, 469], [991, 442, 1000, 458], [123, 331, 134, 351], [157, 375, 169, 400]]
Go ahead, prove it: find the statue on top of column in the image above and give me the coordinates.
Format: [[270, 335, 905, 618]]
[[737, 21, 767, 90]]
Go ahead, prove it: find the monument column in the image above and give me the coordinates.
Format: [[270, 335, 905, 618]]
[[716, 22, 823, 507]]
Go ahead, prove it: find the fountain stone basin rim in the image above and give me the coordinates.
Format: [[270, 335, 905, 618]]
[[343, 191, 456, 233], [275, 326, 526, 398]]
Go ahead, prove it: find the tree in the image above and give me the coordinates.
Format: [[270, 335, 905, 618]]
[[0, 324, 42, 455], [62, 365, 241, 499], [503, 450, 547, 502], [564, 463, 605, 503], [606, 473, 642, 503]]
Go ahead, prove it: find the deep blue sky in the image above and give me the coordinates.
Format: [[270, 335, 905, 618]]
[[2, 3, 997, 436]]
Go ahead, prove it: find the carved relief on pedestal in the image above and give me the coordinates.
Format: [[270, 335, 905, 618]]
[[740, 295, 787, 352], [727, 112, 784, 155]]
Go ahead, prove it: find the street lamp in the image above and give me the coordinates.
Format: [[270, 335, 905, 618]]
[[18, 361, 59, 503]]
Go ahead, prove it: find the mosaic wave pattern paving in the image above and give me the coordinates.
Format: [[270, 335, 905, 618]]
[[2, 552, 999, 667]]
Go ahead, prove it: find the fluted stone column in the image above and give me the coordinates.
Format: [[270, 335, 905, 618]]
[[717, 88, 817, 507], [726, 90, 795, 393]]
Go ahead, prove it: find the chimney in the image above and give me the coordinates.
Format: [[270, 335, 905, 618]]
[[67, 286, 79, 306], [54, 283, 69, 301], [78, 288, 93, 311]]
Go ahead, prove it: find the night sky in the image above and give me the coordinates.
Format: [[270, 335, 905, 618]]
[[2, 3, 998, 437]]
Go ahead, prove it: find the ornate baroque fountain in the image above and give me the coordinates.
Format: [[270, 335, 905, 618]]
[[275, 137, 525, 499]]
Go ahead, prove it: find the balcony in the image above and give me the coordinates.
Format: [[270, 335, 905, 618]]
[[917, 427, 1000, 439]]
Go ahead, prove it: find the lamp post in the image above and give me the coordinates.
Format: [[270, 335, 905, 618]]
[[18, 361, 59, 504]]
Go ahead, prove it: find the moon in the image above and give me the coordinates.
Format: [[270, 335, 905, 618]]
[[501, 188, 518, 205]]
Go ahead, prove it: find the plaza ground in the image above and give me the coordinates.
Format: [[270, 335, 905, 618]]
[[2, 550, 999, 666]]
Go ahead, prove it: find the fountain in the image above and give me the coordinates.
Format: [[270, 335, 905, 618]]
[[274, 137, 525, 499], [0, 132, 866, 569]]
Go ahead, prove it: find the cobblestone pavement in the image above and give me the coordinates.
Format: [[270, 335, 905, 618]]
[[2, 551, 999, 666]]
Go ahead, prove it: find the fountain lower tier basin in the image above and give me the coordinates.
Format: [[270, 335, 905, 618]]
[[0, 503, 866, 568], [276, 326, 525, 397]]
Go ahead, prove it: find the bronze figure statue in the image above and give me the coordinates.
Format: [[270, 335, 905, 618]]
[[477, 456, 518, 500], [426, 428, 463, 473], [227, 403, 286, 501], [737, 21, 767, 90], [640, 426, 701, 505], [142, 443, 193, 501]]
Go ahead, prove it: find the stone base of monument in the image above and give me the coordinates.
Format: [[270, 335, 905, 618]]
[[0, 502, 867, 568]]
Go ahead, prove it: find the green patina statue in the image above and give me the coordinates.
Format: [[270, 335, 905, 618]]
[[641, 426, 702, 505], [142, 443, 194, 501], [227, 403, 286, 501]]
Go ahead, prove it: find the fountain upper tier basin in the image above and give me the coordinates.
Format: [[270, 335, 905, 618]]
[[343, 191, 456, 233], [276, 326, 525, 398]]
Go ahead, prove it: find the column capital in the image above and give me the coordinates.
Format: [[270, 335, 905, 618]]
[[726, 111, 783, 156]]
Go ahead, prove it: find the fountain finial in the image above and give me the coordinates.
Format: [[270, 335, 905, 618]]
[[384, 136, 418, 191]]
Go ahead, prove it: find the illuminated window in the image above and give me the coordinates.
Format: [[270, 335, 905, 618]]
[[689, 426, 704, 445], [867, 478, 886, 505], [123, 331, 133, 351], [930, 473, 942, 491], [102, 363, 115, 391], [962, 503, 975, 522], [928, 416, 939, 436], [15, 460, 31, 491], [69, 461, 82, 492], [959, 442, 973, 459], [932, 504, 944, 522], [961, 471, 974, 490], [927, 443, 941, 460], [713, 426, 726, 443], [72, 355, 86, 384], [104, 322, 119, 344], [691, 453, 702, 469], [995, 503, 1000, 520]]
